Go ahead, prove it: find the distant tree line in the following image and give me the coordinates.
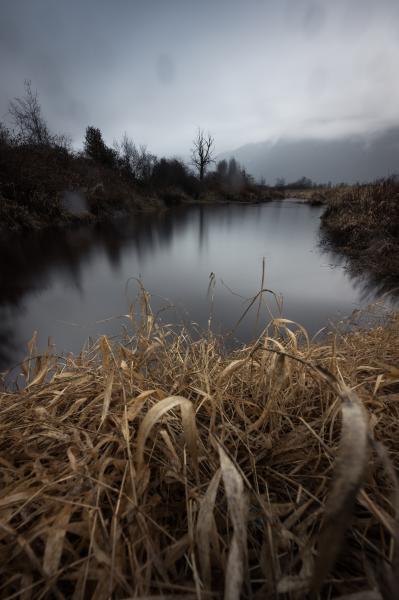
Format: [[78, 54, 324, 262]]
[[273, 176, 335, 190], [4, 80, 331, 203]]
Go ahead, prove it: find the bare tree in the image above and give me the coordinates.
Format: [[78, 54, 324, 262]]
[[136, 144, 157, 180], [9, 80, 50, 145], [52, 132, 72, 152], [114, 133, 156, 180], [0, 122, 11, 146], [114, 132, 136, 171], [191, 128, 215, 180]]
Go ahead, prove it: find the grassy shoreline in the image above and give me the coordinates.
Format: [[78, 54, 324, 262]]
[[0, 190, 278, 234], [320, 177, 399, 289], [1, 307, 398, 598]]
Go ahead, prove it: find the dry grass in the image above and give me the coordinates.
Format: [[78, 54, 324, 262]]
[[1, 297, 399, 599], [321, 177, 399, 286]]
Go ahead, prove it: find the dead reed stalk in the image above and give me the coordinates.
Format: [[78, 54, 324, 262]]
[[0, 307, 399, 598]]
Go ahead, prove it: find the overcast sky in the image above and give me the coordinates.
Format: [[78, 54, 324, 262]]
[[1, 0, 399, 156]]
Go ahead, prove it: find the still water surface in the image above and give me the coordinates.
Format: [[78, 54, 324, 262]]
[[0, 201, 391, 370]]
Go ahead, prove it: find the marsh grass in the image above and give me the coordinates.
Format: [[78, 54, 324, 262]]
[[0, 294, 399, 598], [321, 177, 399, 287]]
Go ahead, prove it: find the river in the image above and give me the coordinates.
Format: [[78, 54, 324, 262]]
[[0, 200, 392, 370]]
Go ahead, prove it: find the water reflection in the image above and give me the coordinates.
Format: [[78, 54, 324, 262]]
[[0, 202, 395, 370], [319, 238, 399, 304]]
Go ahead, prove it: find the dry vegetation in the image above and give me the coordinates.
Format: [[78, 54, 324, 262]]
[[0, 143, 167, 232], [0, 85, 268, 234], [1, 296, 399, 599], [321, 177, 399, 286], [283, 187, 347, 206]]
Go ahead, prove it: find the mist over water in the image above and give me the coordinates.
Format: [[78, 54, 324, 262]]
[[0, 201, 394, 370]]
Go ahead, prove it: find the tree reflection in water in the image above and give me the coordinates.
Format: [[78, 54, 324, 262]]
[[1, 202, 396, 372]]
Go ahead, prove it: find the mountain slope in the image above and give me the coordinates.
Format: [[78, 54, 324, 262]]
[[218, 127, 399, 184]]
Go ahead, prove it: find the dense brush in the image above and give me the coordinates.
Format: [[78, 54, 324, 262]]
[[321, 176, 399, 289]]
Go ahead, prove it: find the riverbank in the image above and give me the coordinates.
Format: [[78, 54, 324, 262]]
[[0, 142, 280, 233], [321, 177, 399, 289], [0, 142, 157, 232], [1, 308, 398, 598], [281, 185, 357, 207]]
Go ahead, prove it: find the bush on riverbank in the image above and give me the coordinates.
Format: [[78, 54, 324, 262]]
[[0, 140, 168, 232], [1, 302, 398, 598], [0, 81, 269, 232], [321, 177, 399, 285], [0, 136, 272, 232]]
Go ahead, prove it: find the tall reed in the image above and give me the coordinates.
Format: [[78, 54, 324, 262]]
[[0, 301, 398, 598]]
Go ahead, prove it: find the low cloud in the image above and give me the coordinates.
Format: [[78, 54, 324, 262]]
[[0, 0, 398, 155]]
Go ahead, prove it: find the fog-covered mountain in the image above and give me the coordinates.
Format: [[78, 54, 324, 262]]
[[219, 127, 399, 184]]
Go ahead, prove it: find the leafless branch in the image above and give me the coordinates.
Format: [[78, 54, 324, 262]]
[[191, 128, 215, 180], [9, 80, 50, 145]]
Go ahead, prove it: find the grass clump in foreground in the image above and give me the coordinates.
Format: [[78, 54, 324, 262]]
[[321, 177, 399, 286], [1, 302, 399, 599]]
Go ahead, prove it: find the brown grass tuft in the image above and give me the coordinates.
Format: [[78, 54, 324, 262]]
[[0, 308, 399, 598]]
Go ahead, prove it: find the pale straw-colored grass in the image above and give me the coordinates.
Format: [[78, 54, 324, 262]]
[[0, 296, 398, 599]]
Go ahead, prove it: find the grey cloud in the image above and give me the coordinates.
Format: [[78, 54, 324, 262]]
[[156, 54, 176, 85], [0, 0, 398, 157], [302, 3, 325, 36]]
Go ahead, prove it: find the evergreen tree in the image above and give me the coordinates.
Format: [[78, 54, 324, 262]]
[[84, 126, 116, 167]]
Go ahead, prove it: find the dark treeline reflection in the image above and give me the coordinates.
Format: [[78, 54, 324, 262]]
[[0, 208, 196, 367], [0, 202, 396, 371], [1, 207, 197, 301], [0, 205, 242, 367]]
